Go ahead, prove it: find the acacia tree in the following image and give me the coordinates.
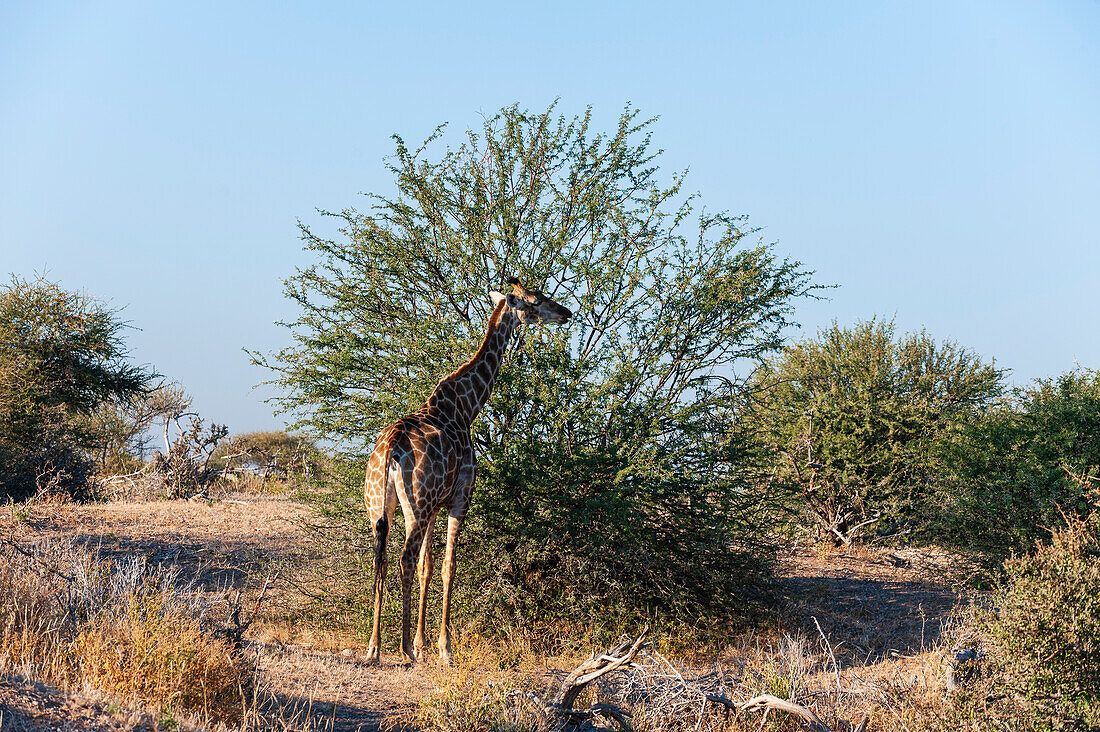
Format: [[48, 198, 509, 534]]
[[257, 104, 817, 637], [752, 319, 1004, 545], [935, 368, 1100, 562], [0, 275, 154, 498]]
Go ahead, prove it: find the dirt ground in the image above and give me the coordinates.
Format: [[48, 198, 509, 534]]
[[0, 497, 963, 731], [779, 545, 967, 665]]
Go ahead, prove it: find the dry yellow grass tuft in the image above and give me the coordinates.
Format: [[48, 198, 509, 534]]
[[74, 594, 252, 724], [401, 638, 546, 732]]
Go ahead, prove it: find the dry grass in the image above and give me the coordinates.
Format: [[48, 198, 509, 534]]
[[399, 639, 546, 732], [0, 535, 253, 726], [74, 594, 252, 723], [407, 614, 996, 732], [4, 497, 435, 730]]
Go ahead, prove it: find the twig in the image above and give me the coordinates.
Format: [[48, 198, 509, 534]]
[[1, 537, 75, 582], [651, 648, 685, 683], [813, 616, 843, 693]]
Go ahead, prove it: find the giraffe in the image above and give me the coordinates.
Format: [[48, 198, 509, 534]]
[[363, 277, 572, 665]]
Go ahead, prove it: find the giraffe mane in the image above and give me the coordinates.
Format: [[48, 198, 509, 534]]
[[443, 297, 509, 382]]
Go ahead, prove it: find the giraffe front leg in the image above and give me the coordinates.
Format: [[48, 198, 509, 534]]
[[400, 522, 426, 663], [437, 508, 466, 665], [413, 517, 436, 662]]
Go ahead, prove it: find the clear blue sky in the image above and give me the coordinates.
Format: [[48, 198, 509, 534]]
[[2, 2, 1098, 433]]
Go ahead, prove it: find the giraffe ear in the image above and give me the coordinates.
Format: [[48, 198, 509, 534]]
[[490, 291, 506, 308]]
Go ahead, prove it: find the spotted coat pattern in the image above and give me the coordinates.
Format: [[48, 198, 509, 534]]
[[363, 279, 571, 664]]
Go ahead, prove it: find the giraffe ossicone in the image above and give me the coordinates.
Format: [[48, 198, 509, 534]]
[[363, 278, 571, 665]]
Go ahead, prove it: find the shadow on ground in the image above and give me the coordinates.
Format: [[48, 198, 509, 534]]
[[61, 530, 292, 591], [778, 555, 959, 668], [252, 643, 423, 732], [257, 687, 388, 732]]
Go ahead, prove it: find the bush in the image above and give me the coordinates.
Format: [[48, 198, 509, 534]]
[[751, 318, 1004, 545], [211, 430, 323, 491], [154, 415, 230, 498], [0, 275, 154, 499], [975, 499, 1100, 729], [935, 368, 1100, 561], [259, 103, 817, 643]]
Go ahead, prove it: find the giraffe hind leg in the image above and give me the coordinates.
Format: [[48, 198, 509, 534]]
[[437, 510, 465, 665], [413, 516, 436, 661], [365, 513, 389, 664], [399, 520, 427, 664]]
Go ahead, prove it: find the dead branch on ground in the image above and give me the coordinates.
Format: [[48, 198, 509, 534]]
[[507, 630, 648, 732], [512, 631, 872, 732]]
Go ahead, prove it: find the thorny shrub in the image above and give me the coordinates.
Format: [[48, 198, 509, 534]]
[[935, 368, 1100, 564], [155, 417, 230, 499], [975, 504, 1100, 729], [0, 275, 154, 501], [751, 318, 1004, 546], [259, 103, 815, 643]]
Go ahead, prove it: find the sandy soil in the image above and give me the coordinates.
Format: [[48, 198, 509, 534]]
[[1, 497, 962, 731], [0, 673, 143, 732]]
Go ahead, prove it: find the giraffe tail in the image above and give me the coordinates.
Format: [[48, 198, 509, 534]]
[[371, 433, 397, 584], [373, 512, 389, 580]]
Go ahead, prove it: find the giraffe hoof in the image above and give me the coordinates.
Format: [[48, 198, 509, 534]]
[[365, 647, 380, 666]]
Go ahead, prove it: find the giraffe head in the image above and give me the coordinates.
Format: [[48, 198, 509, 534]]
[[490, 277, 572, 325]]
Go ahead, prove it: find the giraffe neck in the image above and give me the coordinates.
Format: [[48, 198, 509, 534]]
[[427, 301, 517, 428]]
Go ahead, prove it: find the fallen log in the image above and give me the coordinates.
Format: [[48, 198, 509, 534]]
[[553, 631, 649, 710]]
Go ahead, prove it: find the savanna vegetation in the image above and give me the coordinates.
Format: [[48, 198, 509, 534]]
[[934, 368, 1100, 563], [3, 102, 1098, 731], [254, 102, 821, 645], [750, 318, 1005, 546], [0, 275, 155, 499], [0, 538, 253, 725], [0, 275, 323, 726]]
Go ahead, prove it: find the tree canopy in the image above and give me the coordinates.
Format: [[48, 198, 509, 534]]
[[257, 103, 819, 637], [751, 318, 1005, 544], [0, 275, 154, 498]]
